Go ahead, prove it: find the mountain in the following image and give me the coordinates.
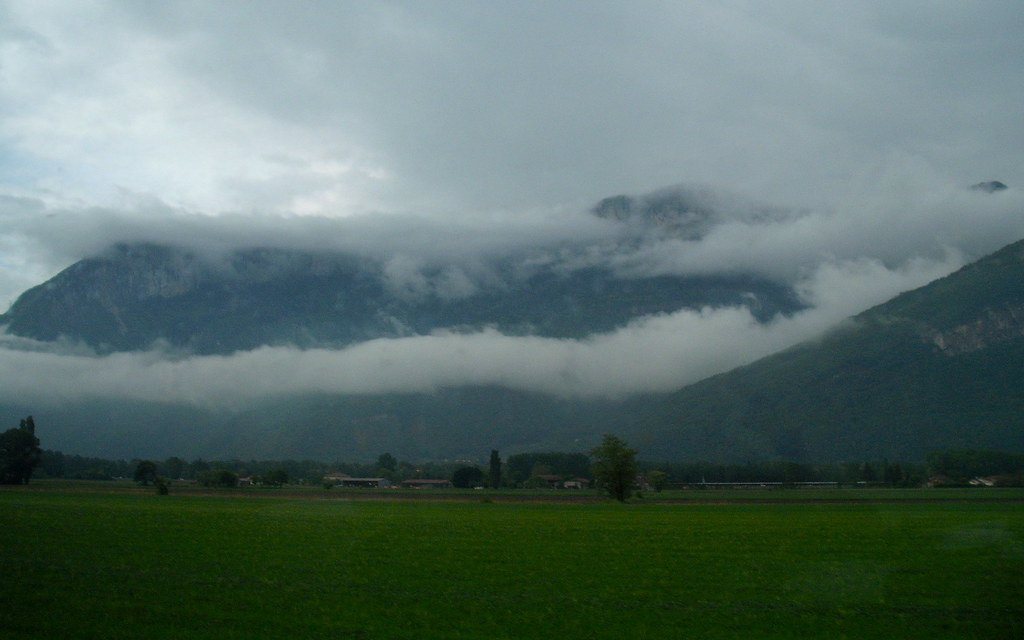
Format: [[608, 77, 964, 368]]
[[2, 185, 1021, 463], [0, 242, 799, 354], [630, 238, 1024, 463], [0, 192, 803, 355]]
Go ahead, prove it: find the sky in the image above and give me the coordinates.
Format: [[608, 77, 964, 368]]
[[1, 0, 1023, 406]]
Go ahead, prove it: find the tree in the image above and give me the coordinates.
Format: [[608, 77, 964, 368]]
[[188, 458, 210, 479], [377, 452, 397, 473], [452, 465, 484, 488], [590, 434, 637, 502], [488, 449, 502, 489], [162, 456, 185, 480], [883, 461, 903, 486], [197, 469, 238, 488], [860, 461, 877, 482], [0, 416, 42, 485], [506, 452, 590, 486], [263, 469, 289, 487], [133, 460, 158, 486], [648, 470, 668, 493]]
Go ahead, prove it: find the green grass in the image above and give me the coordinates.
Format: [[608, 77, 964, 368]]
[[1, 486, 1022, 639]]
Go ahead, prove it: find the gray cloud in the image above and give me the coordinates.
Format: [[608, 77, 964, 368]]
[[2, 1, 1021, 216]]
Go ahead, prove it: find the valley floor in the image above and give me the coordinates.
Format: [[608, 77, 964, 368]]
[[2, 483, 1022, 639]]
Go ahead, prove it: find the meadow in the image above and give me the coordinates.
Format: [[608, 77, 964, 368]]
[[1, 484, 1022, 639]]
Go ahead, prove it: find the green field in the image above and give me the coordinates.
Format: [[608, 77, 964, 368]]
[[1, 485, 1022, 639]]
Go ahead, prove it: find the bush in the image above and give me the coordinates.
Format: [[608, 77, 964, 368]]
[[452, 466, 484, 488]]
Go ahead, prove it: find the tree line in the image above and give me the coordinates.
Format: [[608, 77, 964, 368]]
[[35, 447, 1024, 490], [6, 417, 1022, 491], [28, 448, 1024, 489], [37, 450, 478, 486]]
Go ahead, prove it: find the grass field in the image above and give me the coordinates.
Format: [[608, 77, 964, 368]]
[[1, 484, 1022, 639]]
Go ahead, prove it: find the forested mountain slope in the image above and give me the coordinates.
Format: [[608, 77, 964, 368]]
[[633, 239, 1024, 462]]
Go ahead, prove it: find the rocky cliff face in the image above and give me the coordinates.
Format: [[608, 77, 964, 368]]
[[35, 244, 203, 301], [46, 245, 205, 334], [925, 303, 1024, 355]]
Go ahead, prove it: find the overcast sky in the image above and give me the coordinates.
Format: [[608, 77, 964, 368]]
[[1, 1, 1023, 406]]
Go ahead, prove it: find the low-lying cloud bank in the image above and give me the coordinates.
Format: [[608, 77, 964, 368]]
[[2, 179, 1021, 307], [0, 250, 964, 407]]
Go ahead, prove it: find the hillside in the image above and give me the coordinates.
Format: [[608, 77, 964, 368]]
[[632, 239, 1024, 463]]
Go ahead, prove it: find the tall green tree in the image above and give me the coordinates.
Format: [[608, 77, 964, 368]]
[[263, 469, 289, 487], [648, 470, 668, 493], [377, 452, 397, 473], [133, 460, 158, 486], [590, 434, 637, 502], [0, 416, 42, 485], [488, 449, 501, 489], [162, 456, 185, 480]]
